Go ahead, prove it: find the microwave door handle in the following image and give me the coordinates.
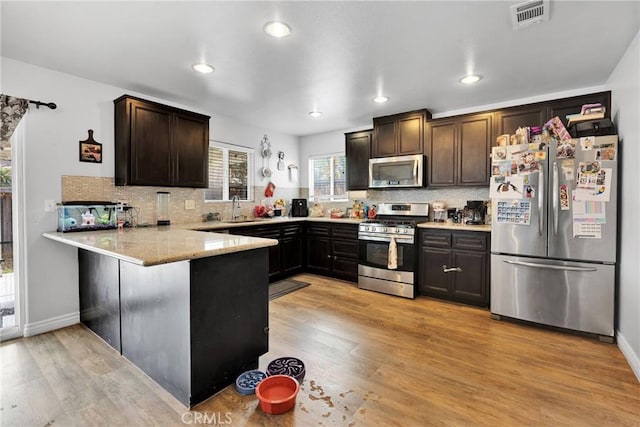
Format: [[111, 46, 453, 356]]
[[538, 164, 544, 237], [552, 161, 559, 237], [413, 160, 418, 181]]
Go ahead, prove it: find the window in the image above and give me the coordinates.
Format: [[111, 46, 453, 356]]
[[205, 142, 253, 202], [308, 153, 348, 201]]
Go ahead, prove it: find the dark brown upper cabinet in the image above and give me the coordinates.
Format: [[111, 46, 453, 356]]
[[372, 109, 431, 158], [426, 112, 493, 187], [114, 95, 210, 187], [345, 129, 372, 191], [493, 91, 611, 144]]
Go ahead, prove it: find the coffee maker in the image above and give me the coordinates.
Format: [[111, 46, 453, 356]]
[[464, 200, 486, 225], [291, 199, 308, 217]]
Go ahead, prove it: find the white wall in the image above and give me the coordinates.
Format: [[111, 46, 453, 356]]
[[0, 57, 299, 332], [607, 30, 640, 381]]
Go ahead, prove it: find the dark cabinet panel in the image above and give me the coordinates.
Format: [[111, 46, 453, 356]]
[[419, 246, 451, 297], [345, 130, 372, 191], [427, 120, 457, 186], [372, 119, 396, 158], [494, 105, 546, 140], [130, 100, 173, 186], [427, 112, 492, 187], [451, 250, 487, 304], [459, 114, 492, 186], [397, 114, 424, 156], [282, 236, 303, 275], [418, 229, 490, 307], [372, 110, 430, 158], [115, 95, 210, 188], [546, 91, 611, 128], [78, 249, 121, 352], [306, 235, 331, 274], [174, 113, 209, 187]]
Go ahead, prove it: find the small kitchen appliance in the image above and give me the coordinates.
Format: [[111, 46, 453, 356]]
[[368, 154, 425, 188], [464, 200, 486, 225], [358, 203, 429, 299], [432, 201, 447, 222], [156, 191, 170, 226], [291, 199, 308, 217]]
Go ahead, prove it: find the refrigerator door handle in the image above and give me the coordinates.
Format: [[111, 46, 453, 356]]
[[538, 165, 544, 237], [503, 259, 598, 272], [552, 161, 559, 236]]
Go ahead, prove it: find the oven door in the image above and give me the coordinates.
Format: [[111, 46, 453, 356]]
[[358, 238, 415, 272]]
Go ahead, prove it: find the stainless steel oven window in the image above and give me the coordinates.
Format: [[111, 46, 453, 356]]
[[359, 240, 413, 271]]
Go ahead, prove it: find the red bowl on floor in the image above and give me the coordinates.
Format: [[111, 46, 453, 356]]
[[255, 374, 300, 415]]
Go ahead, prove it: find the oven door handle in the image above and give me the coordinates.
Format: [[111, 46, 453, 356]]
[[442, 265, 462, 273], [358, 235, 414, 244]]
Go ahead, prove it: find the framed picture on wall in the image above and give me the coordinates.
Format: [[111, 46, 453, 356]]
[[79, 129, 102, 163]]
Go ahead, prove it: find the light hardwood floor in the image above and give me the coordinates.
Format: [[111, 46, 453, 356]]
[[1, 273, 638, 426]]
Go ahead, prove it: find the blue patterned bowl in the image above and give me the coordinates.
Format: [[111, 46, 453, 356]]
[[235, 369, 267, 395]]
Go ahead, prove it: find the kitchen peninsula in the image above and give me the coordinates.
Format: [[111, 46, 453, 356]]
[[43, 227, 278, 408]]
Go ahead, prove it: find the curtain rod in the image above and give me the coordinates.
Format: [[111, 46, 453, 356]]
[[28, 99, 57, 110]]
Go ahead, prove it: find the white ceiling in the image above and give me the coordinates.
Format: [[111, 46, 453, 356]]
[[1, 1, 638, 136]]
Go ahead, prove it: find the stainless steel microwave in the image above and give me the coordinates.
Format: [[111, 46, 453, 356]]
[[369, 154, 424, 188]]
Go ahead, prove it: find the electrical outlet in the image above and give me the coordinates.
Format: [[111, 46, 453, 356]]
[[44, 199, 56, 212], [185, 200, 195, 210]]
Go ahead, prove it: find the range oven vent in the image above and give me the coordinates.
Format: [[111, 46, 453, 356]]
[[510, 0, 550, 30]]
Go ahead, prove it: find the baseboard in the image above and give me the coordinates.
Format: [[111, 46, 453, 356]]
[[23, 312, 80, 337], [617, 330, 640, 383]]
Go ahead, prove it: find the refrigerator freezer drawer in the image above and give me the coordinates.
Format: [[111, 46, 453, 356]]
[[491, 254, 614, 337]]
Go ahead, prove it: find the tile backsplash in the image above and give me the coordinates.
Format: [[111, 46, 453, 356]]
[[61, 175, 488, 224], [61, 176, 300, 225]]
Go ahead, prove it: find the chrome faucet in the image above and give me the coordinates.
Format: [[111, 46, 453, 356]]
[[231, 195, 241, 220]]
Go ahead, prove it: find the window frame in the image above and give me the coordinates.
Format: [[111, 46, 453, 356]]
[[308, 152, 348, 202], [205, 141, 254, 203]]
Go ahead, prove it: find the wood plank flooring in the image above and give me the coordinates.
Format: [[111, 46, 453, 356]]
[[1, 273, 638, 426]]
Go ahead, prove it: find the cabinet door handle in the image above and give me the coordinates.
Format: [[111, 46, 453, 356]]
[[442, 265, 462, 273], [327, 255, 331, 259]]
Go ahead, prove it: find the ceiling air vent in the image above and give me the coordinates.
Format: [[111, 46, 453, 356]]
[[511, 0, 550, 30]]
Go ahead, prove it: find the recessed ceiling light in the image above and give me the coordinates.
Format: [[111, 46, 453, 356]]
[[309, 111, 323, 118], [263, 21, 292, 38], [192, 63, 214, 74], [373, 95, 389, 103], [460, 74, 481, 84]]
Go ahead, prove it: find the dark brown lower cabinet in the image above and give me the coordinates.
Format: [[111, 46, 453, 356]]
[[233, 223, 303, 282], [306, 222, 358, 282], [418, 229, 490, 307]]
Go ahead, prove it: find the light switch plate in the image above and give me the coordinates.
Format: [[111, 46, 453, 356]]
[[185, 200, 195, 210]]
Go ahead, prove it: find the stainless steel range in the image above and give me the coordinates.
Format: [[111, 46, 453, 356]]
[[358, 203, 429, 298]]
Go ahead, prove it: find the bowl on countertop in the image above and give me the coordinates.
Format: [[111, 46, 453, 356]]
[[255, 375, 300, 415], [266, 357, 305, 383]]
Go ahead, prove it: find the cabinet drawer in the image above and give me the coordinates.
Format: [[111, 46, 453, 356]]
[[332, 239, 358, 258], [306, 223, 331, 237], [421, 231, 451, 248], [282, 224, 303, 237], [331, 224, 358, 240], [452, 233, 487, 251], [235, 226, 280, 239]]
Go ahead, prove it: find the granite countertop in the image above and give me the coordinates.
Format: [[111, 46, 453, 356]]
[[187, 216, 365, 231], [42, 227, 278, 266], [417, 222, 491, 232]]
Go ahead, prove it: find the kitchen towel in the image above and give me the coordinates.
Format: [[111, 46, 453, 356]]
[[388, 237, 398, 270]]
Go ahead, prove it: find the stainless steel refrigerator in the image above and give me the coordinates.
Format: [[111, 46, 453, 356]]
[[490, 134, 618, 341]]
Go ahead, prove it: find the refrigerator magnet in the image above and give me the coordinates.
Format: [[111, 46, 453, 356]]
[[560, 185, 570, 210]]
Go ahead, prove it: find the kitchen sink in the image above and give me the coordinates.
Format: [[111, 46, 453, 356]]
[[226, 217, 258, 223]]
